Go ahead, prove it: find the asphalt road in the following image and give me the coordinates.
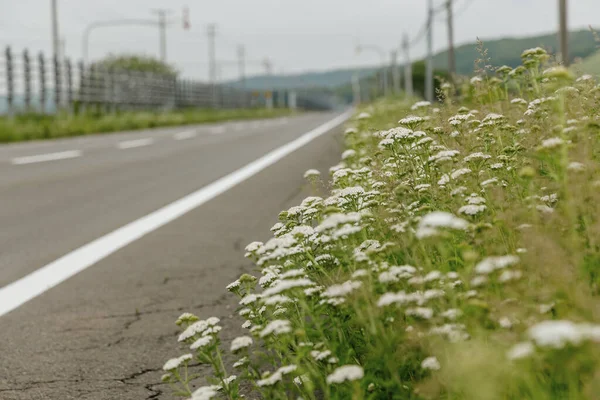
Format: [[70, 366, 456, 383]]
[[0, 111, 348, 399]]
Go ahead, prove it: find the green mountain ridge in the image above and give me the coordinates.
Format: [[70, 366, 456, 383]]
[[227, 29, 598, 90]]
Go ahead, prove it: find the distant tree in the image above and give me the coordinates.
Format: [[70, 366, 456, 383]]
[[93, 54, 178, 77]]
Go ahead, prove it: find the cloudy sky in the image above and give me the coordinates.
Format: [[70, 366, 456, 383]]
[[1, 0, 598, 81]]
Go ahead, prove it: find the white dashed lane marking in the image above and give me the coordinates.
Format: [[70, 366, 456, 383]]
[[174, 130, 197, 140], [116, 138, 155, 149], [210, 126, 226, 135], [11, 150, 83, 165]]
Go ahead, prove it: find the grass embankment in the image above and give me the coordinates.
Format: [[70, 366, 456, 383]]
[[162, 47, 600, 400], [0, 108, 294, 142]]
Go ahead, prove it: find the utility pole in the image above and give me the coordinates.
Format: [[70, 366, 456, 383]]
[[559, 0, 569, 66], [152, 10, 169, 62], [207, 24, 217, 106], [426, 0, 434, 102], [446, 0, 456, 77], [51, 0, 60, 60], [207, 24, 217, 83], [391, 50, 400, 94], [402, 33, 413, 99], [237, 45, 246, 89], [263, 58, 273, 76]]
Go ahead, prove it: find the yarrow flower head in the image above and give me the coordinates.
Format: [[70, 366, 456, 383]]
[[303, 169, 320, 179], [190, 335, 213, 350], [260, 319, 292, 337], [257, 365, 297, 387], [230, 336, 253, 352], [421, 356, 441, 370], [326, 365, 364, 384], [163, 354, 192, 371], [416, 211, 469, 239]]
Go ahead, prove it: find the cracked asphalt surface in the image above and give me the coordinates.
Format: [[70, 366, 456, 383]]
[[0, 112, 345, 399]]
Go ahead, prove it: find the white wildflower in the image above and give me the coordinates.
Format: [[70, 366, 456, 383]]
[[567, 161, 585, 171], [438, 174, 450, 186], [245, 241, 263, 253], [310, 350, 332, 361], [429, 149, 460, 164], [261, 278, 315, 297], [239, 294, 259, 306], [421, 356, 441, 371], [190, 336, 213, 350], [303, 169, 320, 179], [441, 309, 463, 320], [499, 317, 513, 329], [230, 336, 253, 352], [475, 255, 519, 274], [539, 137, 565, 150], [507, 342, 535, 360], [416, 211, 469, 239], [451, 168, 472, 180], [424, 270, 442, 282], [499, 269, 523, 282], [464, 152, 492, 162], [411, 100, 431, 110], [178, 320, 209, 342], [163, 354, 192, 371], [257, 365, 297, 387], [326, 365, 364, 384], [322, 280, 362, 298], [406, 307, 434, 319], [481, 177, 498, 186], [528, 320, 584, 348], [260, 320, 292, 337], [458, 204, 487, 216], [470, 275, 488, 287], [191, 385, 220, 400]]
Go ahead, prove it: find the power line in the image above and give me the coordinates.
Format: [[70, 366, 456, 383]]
[[454, 0, 476, 18]]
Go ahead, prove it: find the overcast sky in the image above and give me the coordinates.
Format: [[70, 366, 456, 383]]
[[1, 0, 598, 81]]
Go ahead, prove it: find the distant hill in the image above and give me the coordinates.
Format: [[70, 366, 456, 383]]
[[434, 29, 598, 74], [228, 29, 599, 90], [230, 68, 377, 91], [576, 51, 600, 76]]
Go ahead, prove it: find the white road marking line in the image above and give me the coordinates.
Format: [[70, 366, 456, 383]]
[[11, 150, 82, 165], [0, 109, 353, 317], [117, 138, 155, 149], [174, 130, 197, 140], [210, 126, 226, 135]]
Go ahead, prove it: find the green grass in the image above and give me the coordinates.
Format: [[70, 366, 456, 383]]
[[0, 108, 294, 142], [161, 48, 600, 400]]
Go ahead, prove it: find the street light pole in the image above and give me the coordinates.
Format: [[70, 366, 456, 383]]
[[82, 19, 159, 64]]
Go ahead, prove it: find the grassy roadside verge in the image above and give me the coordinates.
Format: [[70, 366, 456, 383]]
[[0, 108, 295, 142], [161, 47, 600, 400]]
